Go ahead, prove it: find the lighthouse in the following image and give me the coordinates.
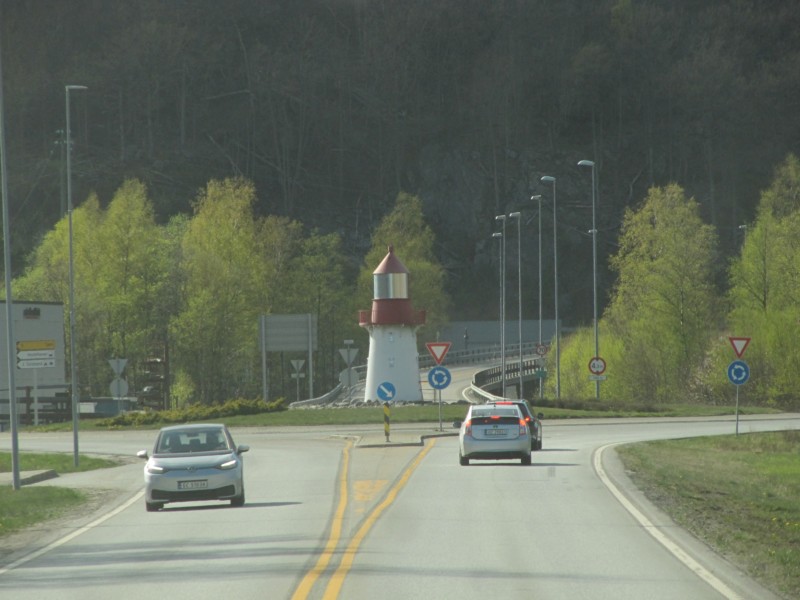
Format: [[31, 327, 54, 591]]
[[359, 246, 426, 403]]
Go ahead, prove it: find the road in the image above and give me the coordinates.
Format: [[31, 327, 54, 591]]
[[1, 414, 798, 599]]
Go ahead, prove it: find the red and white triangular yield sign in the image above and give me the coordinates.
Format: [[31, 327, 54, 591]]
[[426, 342, 452, 365], [728, 336, 751, 358]]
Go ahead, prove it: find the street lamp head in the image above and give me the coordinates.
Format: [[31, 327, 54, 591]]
[[66, 85, 88, 91], [578, 159, 594, 168], [495, 214, 506, 222], [509, 211, 521, 219], [530, 194, 542, 201], [492, 232, 502, 239], [541, 175, 555, 183]]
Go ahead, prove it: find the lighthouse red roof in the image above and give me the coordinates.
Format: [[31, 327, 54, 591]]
[[373, 245, 409, 275]]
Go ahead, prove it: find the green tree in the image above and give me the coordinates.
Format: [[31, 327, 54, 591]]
[[253, 218, 357, 397], [358, 193, 450, 341], [726, 155, 800, 406], [93, 180, 169, 368], [605, 184, 720, 403], [170, 178, 265, 404], [12, 195, 106, 393], [11, 183, 169, 396], [552, 324, 625, 401]]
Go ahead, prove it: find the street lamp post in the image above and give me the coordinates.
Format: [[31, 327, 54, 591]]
[[533, 194, 544, 400], [0, 41, 23, 490], [492, 231, 505, 397], [66, 84, 87, 466], [494, 214, 508, 397], [509, 212, 522, 399], [540, 176, 560, 399], [578, 159, 600, 400]]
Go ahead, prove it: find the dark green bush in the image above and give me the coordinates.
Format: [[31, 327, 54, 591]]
[[98, 397, 287, 428]]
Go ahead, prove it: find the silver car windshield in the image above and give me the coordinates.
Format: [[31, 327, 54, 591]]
[[156, 429, 230, 453]]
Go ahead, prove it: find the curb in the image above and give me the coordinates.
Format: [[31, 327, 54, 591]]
[[356, 431, 457, 448], [0, 470, 58, 487]]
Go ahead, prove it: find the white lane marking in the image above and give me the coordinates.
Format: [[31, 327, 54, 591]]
[[0, 490, 144, 576], [594, 444, 743, 600]]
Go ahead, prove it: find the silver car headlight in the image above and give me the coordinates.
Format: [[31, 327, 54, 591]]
[[217, 459, 239, 470]]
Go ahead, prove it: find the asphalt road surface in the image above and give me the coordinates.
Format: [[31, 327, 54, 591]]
[[1, 414, 799, 600]]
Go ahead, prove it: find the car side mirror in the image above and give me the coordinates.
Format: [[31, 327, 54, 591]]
[[452, 420, 462, 428], [537, 412, 544, 420], [237, 444, 250, 455], [136, 450, 148, 460]]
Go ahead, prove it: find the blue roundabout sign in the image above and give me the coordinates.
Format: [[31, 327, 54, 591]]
[[727, 360, 750, 386], [427, 366, 452, 390]]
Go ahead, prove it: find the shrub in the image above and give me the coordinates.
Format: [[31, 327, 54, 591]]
[[98, 397, 287, 428]]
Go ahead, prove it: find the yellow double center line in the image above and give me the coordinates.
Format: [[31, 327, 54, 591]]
[[291, 438, 436, 600]]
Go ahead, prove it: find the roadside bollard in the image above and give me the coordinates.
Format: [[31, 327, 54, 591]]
[[384, 402, 390, 442]]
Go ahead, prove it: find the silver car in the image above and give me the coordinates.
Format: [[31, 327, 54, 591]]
[[456, 404, 532, 466], [137, 423, 249, 512]]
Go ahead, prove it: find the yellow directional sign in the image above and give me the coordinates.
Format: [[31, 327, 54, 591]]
[[16, 339, 56, 351]]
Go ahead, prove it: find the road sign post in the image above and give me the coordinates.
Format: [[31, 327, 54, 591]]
[[383, 402, 390, 442], [727, 337, 751, 436], [428, 366, 452, 431], [339, 340, 359, 404], [291, 359, 306, 401]]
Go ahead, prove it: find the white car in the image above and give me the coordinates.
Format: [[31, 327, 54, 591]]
[[456, 404, 532, 466], [137, 423, 249, 512]]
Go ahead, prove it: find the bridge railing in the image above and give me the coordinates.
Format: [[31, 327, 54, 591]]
[[290, 343, 547, 408]]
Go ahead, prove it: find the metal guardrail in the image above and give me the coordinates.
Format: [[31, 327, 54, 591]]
[[288, 382, 345, 408], [468, 357, 546, 404], [290, 343, 548, 408]]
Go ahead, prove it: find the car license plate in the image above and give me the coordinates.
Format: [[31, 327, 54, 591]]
[[178, 480, 208, 490], [485, 429, 506, 436]]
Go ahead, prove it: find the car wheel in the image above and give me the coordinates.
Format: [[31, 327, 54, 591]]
[[459, 454, 469, 466], [521, 454, 532, 466], [534, 439, 543, 451], [146, 501, 163, 512], [231, 487, 245, 507]]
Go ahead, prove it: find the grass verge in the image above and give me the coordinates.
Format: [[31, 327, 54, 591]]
[[23, 401, 781, 432], [617, 431, 800, 599], [0, 486, 86, 538], [0, 452, 121, 539]]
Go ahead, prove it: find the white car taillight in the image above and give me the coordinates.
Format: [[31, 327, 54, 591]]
[[464, 419, 473, 437], [519, 418, 528, 436]]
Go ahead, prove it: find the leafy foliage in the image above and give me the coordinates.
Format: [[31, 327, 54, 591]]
[[358, 193, 450, 340], [725, 155, 800, 407], [97, 397, 287, 428], [604, 185, 720, 403]]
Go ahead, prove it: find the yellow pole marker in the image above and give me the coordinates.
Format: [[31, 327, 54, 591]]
[[383, 402, 390, 442]]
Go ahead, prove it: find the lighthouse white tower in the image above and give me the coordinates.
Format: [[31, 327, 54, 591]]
[[359, 246, 426, 403]]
